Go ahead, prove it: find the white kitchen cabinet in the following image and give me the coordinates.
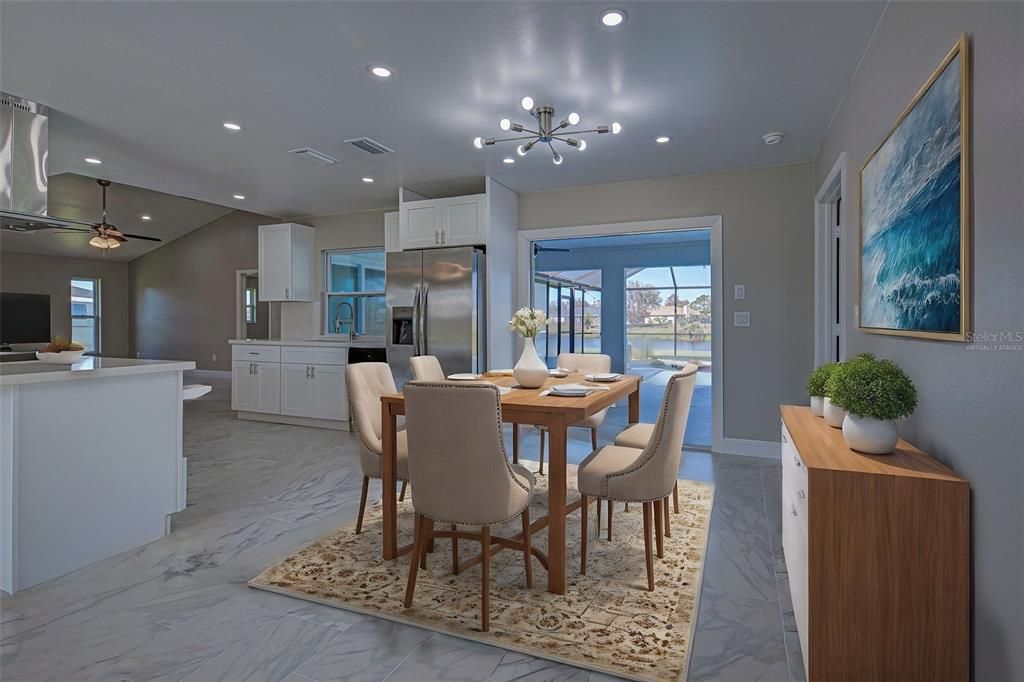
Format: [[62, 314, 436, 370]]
[[231, 361, 258, 411], [258, 223, 315, 301], [281, 363, 314, 416], [398, 194, 487, 250], [441, 194, 487, 246], [384, 211, 400, 253], [231, 360, 280, 414], [309, 364, 347, 420]]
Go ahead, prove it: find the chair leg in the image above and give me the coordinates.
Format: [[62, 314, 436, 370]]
[[673, 481, 679, 514], [399, 480, 407, 502], [512, 423, 519, 464], [580, 494, 589, 576], [451, 524, 459, 575], [642, 502, 655, 591], [663, 496, 671, 538], [355, 476, 369, 534], [521, 508, 533, 588], [596, 496, 602, 538], [404, 514, 428, 608], [538, 430, 545, 475], [654, 499, 664, 559], [420, 518, 433, 570], [624, 502, 630, 512], [481, 525, 491, 632], [591, 427, 598, 450], [607, 499, 613, 541]]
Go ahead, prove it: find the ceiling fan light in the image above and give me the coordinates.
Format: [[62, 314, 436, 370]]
[[89, 235, 120, 249], [499, 118, 511, 131], [521, 96, 534, 111]]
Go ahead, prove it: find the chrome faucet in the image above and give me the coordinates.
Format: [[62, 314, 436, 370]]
[[334, 301, 356, 341]]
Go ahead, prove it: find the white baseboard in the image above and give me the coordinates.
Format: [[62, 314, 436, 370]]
[[713, 437, 780, 460]]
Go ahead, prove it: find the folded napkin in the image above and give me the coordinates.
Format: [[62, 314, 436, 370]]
[[484, 369, 515, 376]]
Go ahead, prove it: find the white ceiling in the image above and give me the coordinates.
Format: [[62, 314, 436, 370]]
[[1, 1, 884, 219], [0, 174, 233, 261]]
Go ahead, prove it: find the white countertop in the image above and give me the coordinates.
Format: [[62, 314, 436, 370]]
[[0, 357, 196, 386], [229, 338, 384, 348]]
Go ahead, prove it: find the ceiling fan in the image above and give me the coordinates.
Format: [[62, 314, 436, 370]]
[[48, 179, 163, 252]]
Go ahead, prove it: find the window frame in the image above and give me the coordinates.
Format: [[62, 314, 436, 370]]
[[322, 247, 386, 339], [244, 287, 257, 324], [70, 277, 101, 354]]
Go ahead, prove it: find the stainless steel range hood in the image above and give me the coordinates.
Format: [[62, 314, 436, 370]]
[[0, 92, 84, 232]]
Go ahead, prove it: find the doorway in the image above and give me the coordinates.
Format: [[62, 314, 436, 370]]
[[521, 218, 721, 450], [236, 269, 270, 340], [815, 153, 847, 364]]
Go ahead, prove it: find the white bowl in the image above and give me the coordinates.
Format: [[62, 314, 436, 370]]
[[35, 350, 86, 364]]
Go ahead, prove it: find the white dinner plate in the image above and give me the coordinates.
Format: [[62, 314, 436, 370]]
[[586, 373, 622, 382], [548, 369, 569, 377], [447, 373, 481, 381]]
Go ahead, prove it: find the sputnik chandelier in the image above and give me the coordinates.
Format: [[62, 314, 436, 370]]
[[473, 97, 621, 165]]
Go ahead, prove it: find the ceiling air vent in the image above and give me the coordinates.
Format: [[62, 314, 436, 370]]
[[345, 137, 395, 155], [288, 148, 339, 165]]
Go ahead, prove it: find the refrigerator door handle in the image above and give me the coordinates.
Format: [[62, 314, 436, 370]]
[[419, 284, 429, 355], [412, 285, 422, 356]]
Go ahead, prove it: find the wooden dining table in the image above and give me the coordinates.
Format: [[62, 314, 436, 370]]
[[379, 371, 642, 595]]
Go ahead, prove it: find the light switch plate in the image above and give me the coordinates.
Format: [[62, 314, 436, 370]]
[[734, 284, 746, 300], [734, 311, 751, 327]]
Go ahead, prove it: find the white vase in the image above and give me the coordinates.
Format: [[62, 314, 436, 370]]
[[513, 338, 549, 388], [842, 414, 899, 454], [823, 397, 846, 428], [810, 395, 825, 417]]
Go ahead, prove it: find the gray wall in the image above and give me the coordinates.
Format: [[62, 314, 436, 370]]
[[0, 251, 132, 356], [813, 4, 1024, 679], [519, 162, 816, 442], [130, 209, 275, 370]]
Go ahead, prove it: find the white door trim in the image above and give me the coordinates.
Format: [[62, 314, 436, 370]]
[[814, 153, 847, 365], [235, 269, 260, 340], [516, 216, 735, 453]]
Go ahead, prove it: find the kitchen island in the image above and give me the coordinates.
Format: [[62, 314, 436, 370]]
[[0, 357, 195, 593]]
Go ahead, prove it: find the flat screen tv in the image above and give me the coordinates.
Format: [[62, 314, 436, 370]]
[[0, 293, 52, 345]]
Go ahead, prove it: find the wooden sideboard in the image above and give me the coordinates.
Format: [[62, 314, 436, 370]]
[[780, 405, 970, 681]]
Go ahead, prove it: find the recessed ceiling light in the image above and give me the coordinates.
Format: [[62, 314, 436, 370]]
[[84, 157, 102, 164], [369, 65, 392, 78], [503, 157, 515, 165], [233, 194, 245, 200], [655, 136, 671, 144], [601, 9, 627, 27], [140, 215, 152, 221], [762, 131, 785, 145], [362, 177, 374, 183], [222, 122, 242, 131]]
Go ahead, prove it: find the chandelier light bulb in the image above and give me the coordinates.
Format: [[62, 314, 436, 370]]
[[499, 118, 511, 131], [552, 152, 563, 165], [516, 144, 528, 157], [611, 122, 622, 134], [567, 112, 580, 126], [473, 137, 483, 149], [578, 140, 587, 151], [521, 96, 534, 111]]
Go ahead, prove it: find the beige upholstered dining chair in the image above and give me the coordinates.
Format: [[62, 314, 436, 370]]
[[402, 381, 536, 632], [577, 365, 698, 590], [530, 352, 612, 475], [346, 362, 410, 534], [409, 355, 446, 381]]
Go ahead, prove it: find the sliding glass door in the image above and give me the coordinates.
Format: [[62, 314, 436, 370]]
[[533, 271, 602, 367]]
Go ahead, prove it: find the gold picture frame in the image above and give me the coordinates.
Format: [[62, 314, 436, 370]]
[[858, 34, 971, 341]]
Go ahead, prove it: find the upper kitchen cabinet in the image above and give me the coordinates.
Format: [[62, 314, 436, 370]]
[[258, 223, 315, 301], [384, 211, 400, 253], [398, 194, 486, 250]]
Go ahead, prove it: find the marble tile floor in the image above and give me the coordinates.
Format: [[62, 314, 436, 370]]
[[0, 370, 804, 682]]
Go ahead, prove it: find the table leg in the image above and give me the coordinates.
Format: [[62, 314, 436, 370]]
[[381, 402, 399, 560], [546, 415, 568, 594], [628, 385, 640, 424]]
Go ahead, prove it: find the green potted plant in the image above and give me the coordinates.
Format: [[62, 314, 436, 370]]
[[826, 357, 917, 454], [822, 353, 876, 427], [805, 362, 837, 417]]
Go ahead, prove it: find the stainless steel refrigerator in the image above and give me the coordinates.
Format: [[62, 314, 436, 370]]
[[386, 247, 486, 386]]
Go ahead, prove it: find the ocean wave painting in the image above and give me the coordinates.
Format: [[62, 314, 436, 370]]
[[860, 38, 968, 339]]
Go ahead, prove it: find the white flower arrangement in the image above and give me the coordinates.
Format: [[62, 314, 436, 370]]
[[508, 307, 547, 338]]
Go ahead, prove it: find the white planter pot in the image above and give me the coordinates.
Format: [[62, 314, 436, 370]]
[[823, 397, 846, 428], [513, 338, 548, 388], [842, 414, 900, 454], [809, 395, 825, 417], [35, 350, 86, 364]]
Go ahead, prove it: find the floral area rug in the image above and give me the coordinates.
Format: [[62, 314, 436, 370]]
[[250, 462, 714, 681]]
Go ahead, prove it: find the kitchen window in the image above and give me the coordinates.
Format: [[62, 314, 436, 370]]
[[245, 287, 257, 324], [70, 277, 100, 354], [323, 248, 386, 338]]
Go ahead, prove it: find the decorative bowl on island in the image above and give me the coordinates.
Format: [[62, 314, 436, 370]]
[[35, 338, 87, 364]]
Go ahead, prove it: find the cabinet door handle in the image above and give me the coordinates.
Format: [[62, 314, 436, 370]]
[[441, 230, 445, 243], [798, 490, 806, 500], [790, 504, 798, 517], [793, 455, 801, 468], [781, 431, 788, 443], [254, 363, 259, 375], [435, 230, 440, 244], [285, 287, 290, 299], [311, 366, 316, 378]]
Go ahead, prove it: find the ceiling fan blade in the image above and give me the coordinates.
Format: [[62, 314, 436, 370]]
[[112, 234, 128, 243], [121, 233, 163, 242]]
